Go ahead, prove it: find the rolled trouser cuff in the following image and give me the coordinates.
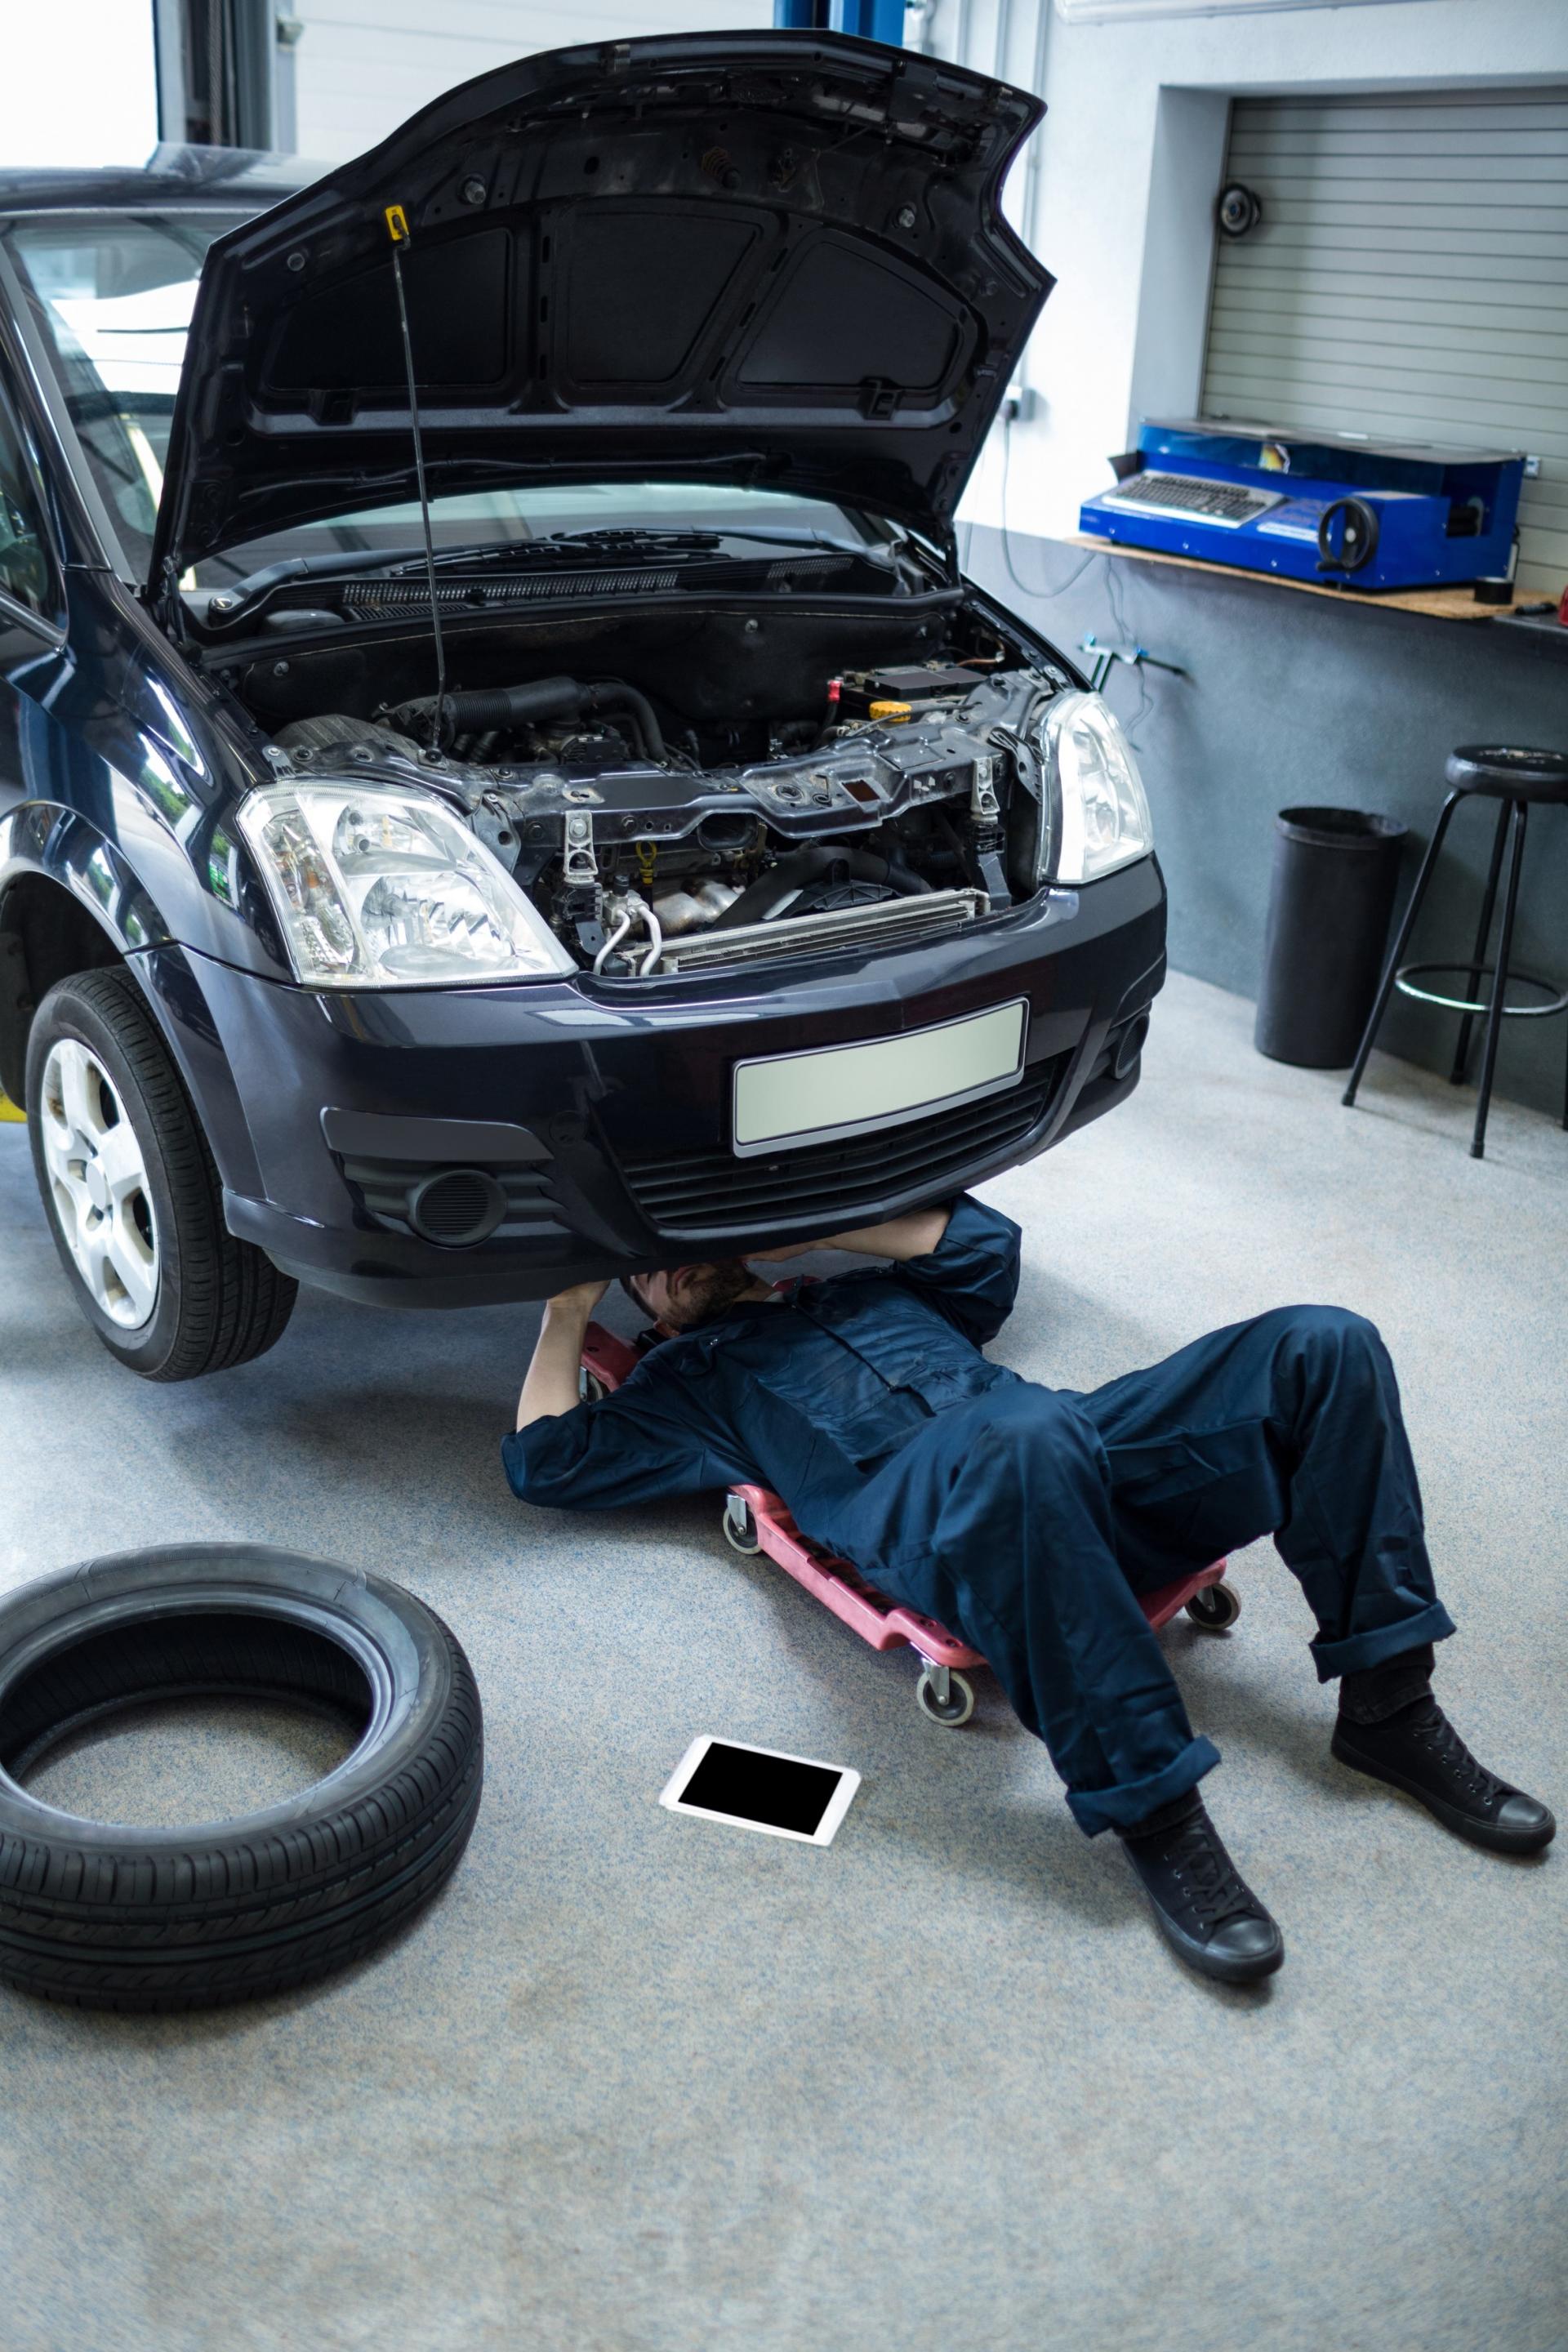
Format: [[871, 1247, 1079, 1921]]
[[1067, 1735, 1222, 1838], [1309, 1598, 1456, 1685]]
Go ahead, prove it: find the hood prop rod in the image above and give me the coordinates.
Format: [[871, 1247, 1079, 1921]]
[[384, 204, 449, 753]]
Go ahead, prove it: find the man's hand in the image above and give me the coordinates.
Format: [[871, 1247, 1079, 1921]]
[[749, 1205, 951, 1266], [515, 1280, 612, 1431]]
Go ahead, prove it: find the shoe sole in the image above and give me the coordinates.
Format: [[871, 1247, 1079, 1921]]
[[1141, 1894, 1285, 1984], [1331, 1729, 1557, 1855]]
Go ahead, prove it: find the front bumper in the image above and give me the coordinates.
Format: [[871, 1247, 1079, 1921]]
[[137, 861, 1165, 1307]]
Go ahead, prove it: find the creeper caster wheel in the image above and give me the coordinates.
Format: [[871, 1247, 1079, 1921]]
[[722, 1496, 760, 1555], [1186, 1581, 1241, 1632], [915, 1664, 975, 1727]]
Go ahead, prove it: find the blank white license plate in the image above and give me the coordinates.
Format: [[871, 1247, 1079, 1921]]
[[732, 999, 1027, 1156]]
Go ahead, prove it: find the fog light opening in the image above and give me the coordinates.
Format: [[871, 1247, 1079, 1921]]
[[405, 1168, 507, 1248]]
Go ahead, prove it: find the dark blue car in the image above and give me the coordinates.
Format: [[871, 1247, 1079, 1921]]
[[0, 31, 1164, 1379]]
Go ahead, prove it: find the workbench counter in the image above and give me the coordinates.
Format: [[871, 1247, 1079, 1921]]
[[966, 525, 1568, 1121], [1067, 534, 1568, 654]]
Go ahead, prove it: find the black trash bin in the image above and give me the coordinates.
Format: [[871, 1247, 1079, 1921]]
[[1254, 807, 1407, 1068]]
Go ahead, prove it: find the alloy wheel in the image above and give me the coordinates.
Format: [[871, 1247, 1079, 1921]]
[[38, 1037, 160, 1330]]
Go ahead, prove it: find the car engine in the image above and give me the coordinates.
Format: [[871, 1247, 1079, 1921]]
[[270, 656, 1071, 978]]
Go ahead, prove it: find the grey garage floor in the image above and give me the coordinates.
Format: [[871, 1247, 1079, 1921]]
[[1, 971, 1565, 2352]]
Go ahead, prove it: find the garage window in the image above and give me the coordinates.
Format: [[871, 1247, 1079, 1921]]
[[1200, 87, 1568, 599]]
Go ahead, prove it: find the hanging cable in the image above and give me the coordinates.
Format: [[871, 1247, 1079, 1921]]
[[997, 413, 1103, 605], [384, 204, 450, 753], [1105, 557, 1155, 745]]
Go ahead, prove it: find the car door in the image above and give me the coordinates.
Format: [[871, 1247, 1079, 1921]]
[[0, 364, 70, 821]]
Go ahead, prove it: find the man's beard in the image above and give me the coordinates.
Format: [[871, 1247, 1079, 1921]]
[[671, 1258, 760, 1327]]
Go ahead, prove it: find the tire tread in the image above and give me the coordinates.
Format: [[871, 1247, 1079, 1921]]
[[26, 966, 296, 1379], [0, 1568, 483, 2011]]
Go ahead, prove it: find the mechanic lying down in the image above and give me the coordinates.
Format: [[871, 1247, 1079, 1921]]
[[502, 1196, 1553, 1982]]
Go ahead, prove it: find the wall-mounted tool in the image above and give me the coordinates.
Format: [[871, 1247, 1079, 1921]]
[[1080, 419, 1526, 593], [1217, 182, 1263, 240], [1078, 635, 1184, 695]]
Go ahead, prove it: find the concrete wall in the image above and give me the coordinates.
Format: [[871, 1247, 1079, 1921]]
[[960, 0, 1568, 541], [964, 524, 1568, 1120]]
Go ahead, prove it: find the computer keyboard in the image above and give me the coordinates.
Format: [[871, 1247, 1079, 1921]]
[[1100, 471, 1285, 528]]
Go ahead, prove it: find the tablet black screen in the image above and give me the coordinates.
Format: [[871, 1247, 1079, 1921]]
[[678, 1742, 844, 1836]]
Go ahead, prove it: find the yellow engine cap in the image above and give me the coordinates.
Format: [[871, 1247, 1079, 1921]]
[[869, 700, 912, 722]]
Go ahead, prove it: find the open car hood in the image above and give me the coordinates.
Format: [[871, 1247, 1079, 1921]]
[[149, 29, 1050, 584]]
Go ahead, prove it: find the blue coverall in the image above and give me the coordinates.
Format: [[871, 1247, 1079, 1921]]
[[502, 1196, 1454, 1834]]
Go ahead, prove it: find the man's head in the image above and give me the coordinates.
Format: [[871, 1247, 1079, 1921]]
[[622, 1259, 764, 1331]]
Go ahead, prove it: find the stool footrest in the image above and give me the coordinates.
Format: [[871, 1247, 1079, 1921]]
[[1394, 960, 1568, 1019]]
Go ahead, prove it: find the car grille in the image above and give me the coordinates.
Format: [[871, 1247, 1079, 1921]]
[[617, 1056, 1067, 1237]]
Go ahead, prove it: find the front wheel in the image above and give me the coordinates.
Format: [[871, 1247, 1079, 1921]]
[[25, 968, 296, 1379]]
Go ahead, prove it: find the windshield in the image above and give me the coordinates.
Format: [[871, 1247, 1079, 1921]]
[[5, 212, 875, 586]]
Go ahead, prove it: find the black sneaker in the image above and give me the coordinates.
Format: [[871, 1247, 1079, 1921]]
[[1118, 1794, 1284, 1984], [1332, 1698, 1556, 1855]]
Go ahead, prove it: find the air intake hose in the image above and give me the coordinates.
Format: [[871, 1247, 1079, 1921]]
[[712, 845, 931, 932], [392, 676, 665, 760]]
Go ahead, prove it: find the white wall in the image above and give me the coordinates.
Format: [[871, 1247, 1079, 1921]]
[[3, 0, 159, 169], [958, 0, 1568, 538], [288, 0, 775, 163]]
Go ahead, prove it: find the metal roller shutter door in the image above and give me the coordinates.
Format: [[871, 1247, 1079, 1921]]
[[1200, 88, 1568, 599]]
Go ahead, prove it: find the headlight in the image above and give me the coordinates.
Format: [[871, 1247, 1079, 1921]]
[[236, 780, 576, 987], [1037, 691, 1153, 884]]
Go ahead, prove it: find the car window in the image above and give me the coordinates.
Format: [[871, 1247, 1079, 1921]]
[[7, 215, 207, 584], [0, 382, 56, 621]]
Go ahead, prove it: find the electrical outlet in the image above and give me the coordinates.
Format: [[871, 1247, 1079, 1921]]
[[1003, 384, 1041, 425], [1524, 455, 1540, 478]]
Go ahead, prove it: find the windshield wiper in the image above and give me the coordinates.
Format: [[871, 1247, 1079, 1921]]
[[205, 543, 428, 621], [547, 523, 880, 559], [381, 528, 878, 579], [388, 532, 717, 576]]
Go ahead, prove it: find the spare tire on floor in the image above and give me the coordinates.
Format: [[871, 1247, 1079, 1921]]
[[0, 1544, 483, 2011]]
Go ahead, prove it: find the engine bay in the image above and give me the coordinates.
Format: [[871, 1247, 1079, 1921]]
[[238, 597, 1074, 979]]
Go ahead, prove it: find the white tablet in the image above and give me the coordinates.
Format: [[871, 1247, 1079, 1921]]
[[659, 1735, 861, 1846]]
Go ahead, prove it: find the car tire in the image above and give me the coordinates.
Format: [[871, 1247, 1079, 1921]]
[[24, 964, 296, 1379], [0, 1544, 483, 2011]]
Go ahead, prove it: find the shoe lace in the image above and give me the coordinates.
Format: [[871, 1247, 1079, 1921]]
[[1167, 1819, 1256, 1932], [1409, 1708, 1507, 1806]]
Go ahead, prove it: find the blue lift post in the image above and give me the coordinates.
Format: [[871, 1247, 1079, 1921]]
[[775, 0, 908, 43]]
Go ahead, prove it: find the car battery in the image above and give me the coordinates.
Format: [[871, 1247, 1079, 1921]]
[[1078, 418, 1526, 592], [839, 662, 984, 720]]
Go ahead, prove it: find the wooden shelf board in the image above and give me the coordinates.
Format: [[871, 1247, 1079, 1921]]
[[1066, 534, 1511, 623]]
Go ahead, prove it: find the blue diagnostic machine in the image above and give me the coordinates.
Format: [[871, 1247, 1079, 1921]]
[[1078, 419, 1525, 593]]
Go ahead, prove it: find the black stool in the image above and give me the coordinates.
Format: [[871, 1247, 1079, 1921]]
[[1343, 745, 1568, 1160]]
